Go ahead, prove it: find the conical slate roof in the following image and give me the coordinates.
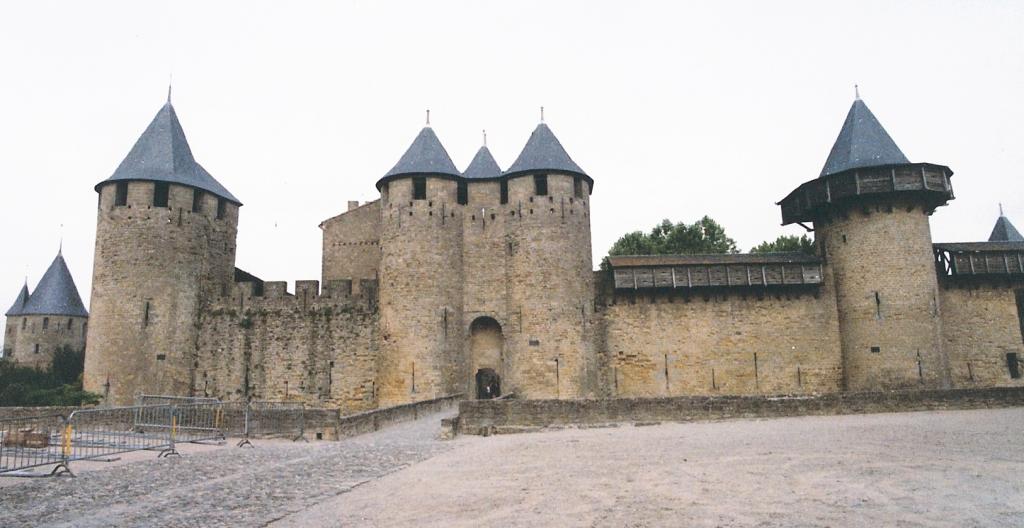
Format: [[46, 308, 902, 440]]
[[5, 283, 30, 317], [382, 127, 461, 180], [505, 123, 588, 178], [462, 146, 502, 179], [20, 252, 88, 318], [820, 98, 909, 177], [96, 101, 240, 204], [989, 215, 1024, 242]]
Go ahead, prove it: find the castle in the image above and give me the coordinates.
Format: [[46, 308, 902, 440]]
[[10, 91, 1019, 409]]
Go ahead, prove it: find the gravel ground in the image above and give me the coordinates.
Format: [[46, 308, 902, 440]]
[[0, 410, 455, 527], [277, 408, 1024, 528], [2, 408, 1021, 527]]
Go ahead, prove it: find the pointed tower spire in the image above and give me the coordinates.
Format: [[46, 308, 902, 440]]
[[376, 125, 461, 188], [95, 99, 240, 204], [5, 282, 31, 317], [20, 251, 88, 317], [819, 97, 909, 177], [989, 211, 1024, 242], [505, 122, 588, 180], [463, 144, 502, 180]]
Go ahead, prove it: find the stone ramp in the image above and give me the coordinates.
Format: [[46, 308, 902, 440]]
[[0, 410, 455, 528]]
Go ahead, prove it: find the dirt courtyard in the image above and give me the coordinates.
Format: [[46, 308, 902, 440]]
[[277, 408, 1024, 527]]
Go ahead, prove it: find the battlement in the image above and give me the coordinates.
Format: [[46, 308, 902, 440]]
[[208, 277, 379, 314]]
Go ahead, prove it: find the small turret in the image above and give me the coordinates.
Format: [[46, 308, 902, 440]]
[[3, 251, 88, 367], [462, 146, 502, 180]]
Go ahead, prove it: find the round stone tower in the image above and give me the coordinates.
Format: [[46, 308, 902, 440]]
[[84, 99, 240, 405], [376, 125, 465, 405], [501, 122, 596, 398], [778, 95, 954, 391]]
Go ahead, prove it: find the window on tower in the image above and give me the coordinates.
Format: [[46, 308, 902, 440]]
[[413, 177, 427, 200], [192, 189, 203, 213], [573, 175, 583, 198], [42, 317, 49, 330], [500, 180, 508, 204], [115, 181, 129, 206], [534, 174, 548, 196], [457, 181, 468, 205], [153, 182, 170, 207], [217, 198, 227, 220]]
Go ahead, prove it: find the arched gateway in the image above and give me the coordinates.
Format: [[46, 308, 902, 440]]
[[468, 317, 503, 399]]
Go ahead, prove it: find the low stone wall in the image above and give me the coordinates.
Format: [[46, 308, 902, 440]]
[[335, 394, 463, 439], [456, 387, 1024, 435]]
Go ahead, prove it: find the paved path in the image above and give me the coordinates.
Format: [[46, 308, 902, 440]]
[[0, 410, 455, 528], [277, 407, 1024, 528]]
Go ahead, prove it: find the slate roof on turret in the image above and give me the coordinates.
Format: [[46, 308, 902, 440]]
[[820, 98, 910, 177], [95, 101, 240, 204], [505, 123, 590, 183], [989, 215, 1024, 242], [376, 127, 461, 188], [462, 146, 502, 179], [5, 283, 30, 317], [20, 252, 88, 318]]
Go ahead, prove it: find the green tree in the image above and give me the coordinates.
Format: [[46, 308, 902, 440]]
[[603, 216, 739, 268], [750, 234, 816, 255], [0, 348, 99, 407]]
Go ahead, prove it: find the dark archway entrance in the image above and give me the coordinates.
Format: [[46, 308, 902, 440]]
[[475, 368, 501, 399], [469, 317, 504, 399]]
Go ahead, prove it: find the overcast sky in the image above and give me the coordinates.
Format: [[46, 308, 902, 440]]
[[2, 0, 1023, 330]]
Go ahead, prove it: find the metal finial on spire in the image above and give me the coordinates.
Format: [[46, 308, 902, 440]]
[[426, 109, 430, 126], [167, 73, 173, 103], [483, 129, 487, 147], [1000, 203, 1005, 216], [854, 84, 860, 100], [540, 106, 545, 123], [58, 224, 63, 255]]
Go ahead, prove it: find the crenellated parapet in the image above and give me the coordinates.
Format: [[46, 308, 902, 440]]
[[205, 278, 379, 316]]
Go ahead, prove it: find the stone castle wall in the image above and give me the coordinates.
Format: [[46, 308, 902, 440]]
[[599, 286, 843, 397], [195, 279, 379, 414], [817, 201, 949, 391], [4, 314, 87, 369], [84, 181, 238, 405], [321, 200, 381, 291], [940, 281, 1024, 388]]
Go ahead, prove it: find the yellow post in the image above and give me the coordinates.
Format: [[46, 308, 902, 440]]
[[215, 408, 223, 429], [171, 415, 177, 442], [62, 424, 72, 457]]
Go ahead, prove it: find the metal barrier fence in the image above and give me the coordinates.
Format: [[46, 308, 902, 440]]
[[0, 413, 69, 477], [1, 398, 313, 475], [234, 401, 306, 447], [0, 402, 229, 478]]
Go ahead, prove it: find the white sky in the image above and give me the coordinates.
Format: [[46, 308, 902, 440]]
[[2, 0, 1023, 331]]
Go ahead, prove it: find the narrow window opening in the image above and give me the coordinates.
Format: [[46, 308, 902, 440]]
[[412, 177, 427, 200], [216, 198, 227, 220], [42, 317, 49, 330], [1008, 353, 1021, 379], [143, 301, 151, 327], [534, 174, 548, 196], [457, 181, 468, 205], [874, 291, 882, 319], [573, 175, 583, 198], [842, 234, 848, 244], [156, 354, 166, 361], [153, 182, 170, 207], [34, 344, 39, 354], [21, 318, 26, 330], [115, 181, 128, 206], [1014, 290, 1024, 344], [192, 189, 203, 213], [500, 180, 508, 204], [67, 318, 73, 333], [870, 346, 881, 353]]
